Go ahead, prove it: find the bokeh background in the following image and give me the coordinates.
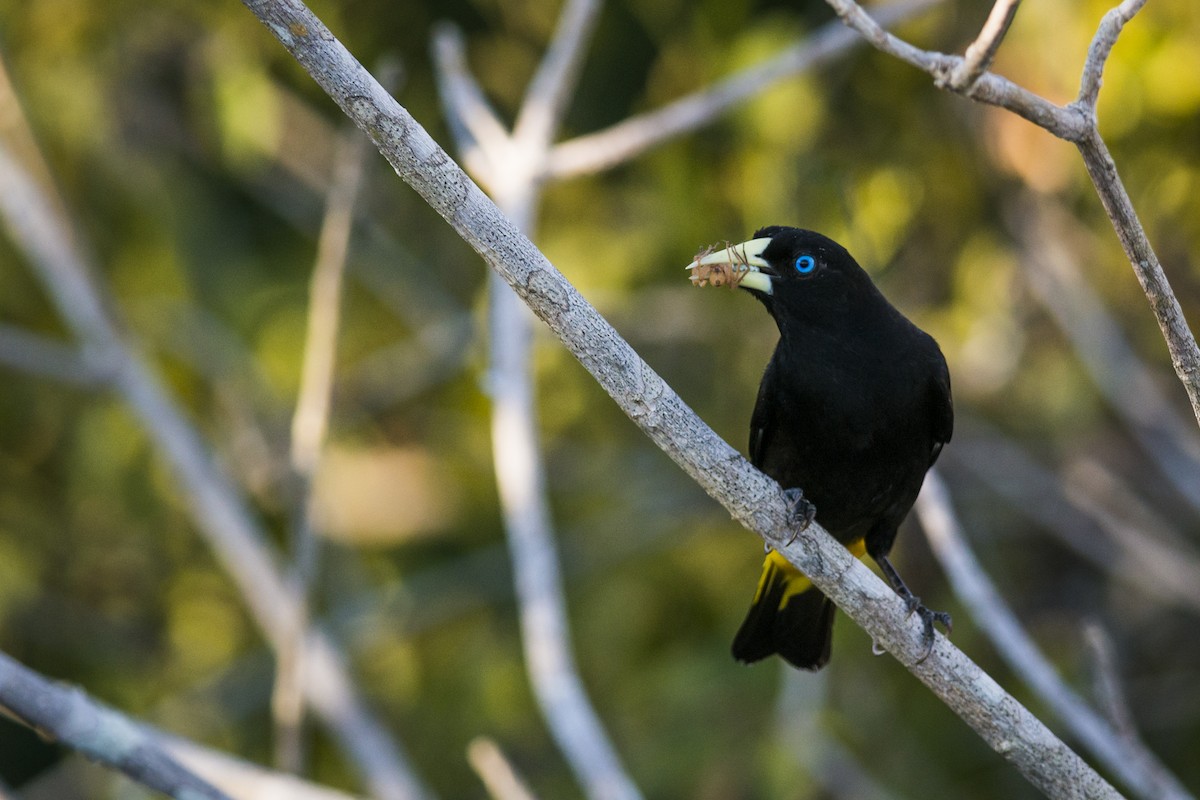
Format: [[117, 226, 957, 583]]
[[0, 0, 1198, 797]]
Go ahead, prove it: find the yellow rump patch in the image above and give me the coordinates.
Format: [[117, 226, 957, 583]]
[[755, 538, 869, 611]]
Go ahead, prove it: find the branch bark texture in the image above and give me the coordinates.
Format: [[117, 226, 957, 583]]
[[238, 2, 1125, 796]]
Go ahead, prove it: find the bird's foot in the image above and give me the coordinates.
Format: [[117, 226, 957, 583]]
[[782, 488, 816, 545], [875, 554, 951, 663], [900, 593, 953, 663]]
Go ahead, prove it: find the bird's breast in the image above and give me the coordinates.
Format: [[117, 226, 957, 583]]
[[756, 345, 934, 537]]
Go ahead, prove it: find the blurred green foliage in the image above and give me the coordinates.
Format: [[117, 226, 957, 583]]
[[0, 0, 1199, 798]]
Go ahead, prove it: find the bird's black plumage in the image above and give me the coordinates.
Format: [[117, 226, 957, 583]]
[[691, 226, 952, 670]]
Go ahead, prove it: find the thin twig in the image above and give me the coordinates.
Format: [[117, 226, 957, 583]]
[[467, 738, 540, 800], [1082, 622, 1138, 743], [824, 0, 1085, 138], [1075, 0, 1148, 111], [0, 649, 232, 800], [238, 3, 1126, 794], [544, 0, 941, 180], [944, 0, 1021, 92], [916, 471, 1192, 800], [0, 138, 429, 800], [1072, 128, 1200, 427]]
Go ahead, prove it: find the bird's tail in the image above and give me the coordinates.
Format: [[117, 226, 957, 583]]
[[731, 542, 864, 670]]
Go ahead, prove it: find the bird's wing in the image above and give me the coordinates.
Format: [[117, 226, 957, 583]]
[[748, 360, 777, 469], [928, 355, 954, 466]]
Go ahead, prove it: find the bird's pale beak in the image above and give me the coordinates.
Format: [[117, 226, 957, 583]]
[[686, 236, 774, 294]]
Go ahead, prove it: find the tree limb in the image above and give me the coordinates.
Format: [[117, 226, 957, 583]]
[[0, 649, 232, 800], [1075, 0, 1147, 110]]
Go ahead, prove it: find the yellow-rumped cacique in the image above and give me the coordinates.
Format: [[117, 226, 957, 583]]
[[688, 226, 953, 670]]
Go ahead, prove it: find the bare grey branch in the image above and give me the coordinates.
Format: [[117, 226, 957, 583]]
[[1072, 129, 1200, 427], [0, 650, 232, 800], [823, 0, 1088, 138], [917, 471, 1192, 800], [823, 0, 1200, 431], [1010, 198, 1200, 512], [446, 0, 642, 795]]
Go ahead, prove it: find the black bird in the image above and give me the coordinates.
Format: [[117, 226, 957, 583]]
[[688, 226, 953, 670]]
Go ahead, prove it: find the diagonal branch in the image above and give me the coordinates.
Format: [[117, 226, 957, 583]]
[[545, 0, 941, 180], [0, 133, 429, 800], [1070, 128, 1200, 426], [238, 2, 1125, 795], [0, 649, 232, 800], [916, 472, 1192, 800]]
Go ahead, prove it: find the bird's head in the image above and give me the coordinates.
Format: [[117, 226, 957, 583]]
[[687, 226, 880, 329]]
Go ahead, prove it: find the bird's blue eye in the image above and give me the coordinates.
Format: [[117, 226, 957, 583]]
[[794, 255, 816, 274]]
